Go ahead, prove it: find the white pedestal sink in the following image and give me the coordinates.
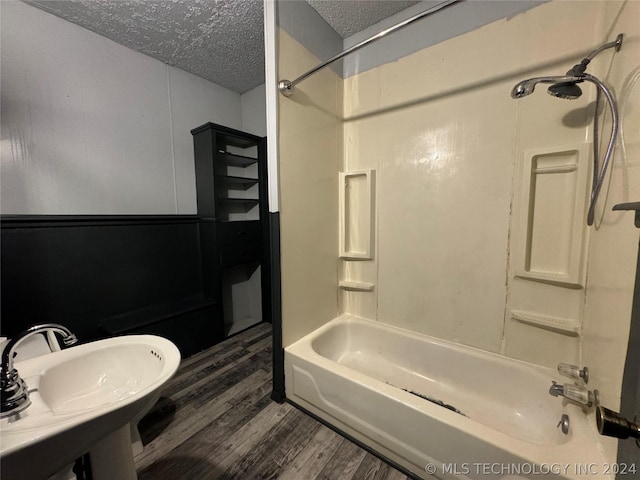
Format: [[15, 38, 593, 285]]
[[0, 335, 181, 480]]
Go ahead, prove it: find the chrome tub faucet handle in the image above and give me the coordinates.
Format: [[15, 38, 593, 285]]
[[549, 380, 598, 407], [557, 363, 589, 383]]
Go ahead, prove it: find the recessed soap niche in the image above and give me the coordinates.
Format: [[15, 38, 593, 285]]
[[339, 170, 375, 260], [339, 170, 376, 293], [514, 144, 590, 288]]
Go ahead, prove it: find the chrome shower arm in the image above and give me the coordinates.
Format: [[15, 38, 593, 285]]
[[585, 34, 624, 62], [568, 34, 623, 76]]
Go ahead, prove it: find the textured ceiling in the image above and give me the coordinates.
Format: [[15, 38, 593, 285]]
[[25, 0, 265, 94], [25, 0, 419, 94]]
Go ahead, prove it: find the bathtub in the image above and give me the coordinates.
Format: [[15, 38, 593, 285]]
[[285, 314, 616, 480]]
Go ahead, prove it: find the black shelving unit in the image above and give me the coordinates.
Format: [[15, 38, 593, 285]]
[[192, 123, 271, 338], [193, 123, 266, 220]]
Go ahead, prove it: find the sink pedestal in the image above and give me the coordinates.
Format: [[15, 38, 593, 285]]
[[89, 424, 137, 480], [1, 335, 180, 480]]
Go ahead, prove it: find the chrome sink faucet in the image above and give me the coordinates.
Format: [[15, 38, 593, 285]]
[[1, 324, 78, 418]]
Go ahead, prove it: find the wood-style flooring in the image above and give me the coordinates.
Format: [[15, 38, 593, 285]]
[[135, 323, 412, 480]]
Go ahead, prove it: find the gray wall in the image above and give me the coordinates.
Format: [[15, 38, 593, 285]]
[[276, 0, 343, 75], [277, 0, 548, 81], [343, 0, 547, 78]]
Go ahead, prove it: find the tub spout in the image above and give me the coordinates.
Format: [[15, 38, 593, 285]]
[[549, 381, 565, 397]]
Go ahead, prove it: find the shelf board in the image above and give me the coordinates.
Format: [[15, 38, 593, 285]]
[[225, 316, 261, 337], [217, 133, 260, 149], [338, 281, 375, 292], [511, 310, 580, 336], [224, 138, 257, 149], [218, 198, 260, 205], [217, 151, 258, 167], [191, 123, 262, 148], [217, 176, 259, 188]]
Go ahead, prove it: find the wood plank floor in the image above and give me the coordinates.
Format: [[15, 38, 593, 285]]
[[135, 323, 412, 480]]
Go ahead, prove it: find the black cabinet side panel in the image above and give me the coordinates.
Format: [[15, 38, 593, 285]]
[[193, 128, 217, 218]]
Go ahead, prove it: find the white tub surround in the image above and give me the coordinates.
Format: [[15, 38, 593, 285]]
[[285, 315, 615, 480], [274, 1, 639, 476]]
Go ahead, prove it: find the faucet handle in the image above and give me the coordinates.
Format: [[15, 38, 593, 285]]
[[564, 384, 594, 407], [558, 363, 589, 383], [60, 332, 78, 347]]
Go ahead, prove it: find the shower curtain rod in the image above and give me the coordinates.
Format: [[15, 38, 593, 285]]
[[277, 0, 462, 97]]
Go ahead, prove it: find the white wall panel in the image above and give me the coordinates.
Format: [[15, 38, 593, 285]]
[[168, 67, 242, 214], [1, 1, 245, 215], [1, 1, 173, 214]]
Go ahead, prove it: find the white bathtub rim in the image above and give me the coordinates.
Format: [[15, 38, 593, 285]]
[[307, 313, 561, 376], [286, 346, 604, 471], [305, 313, 578, 434], [288, 361, 613, 480], [285, 314, 614, 471]]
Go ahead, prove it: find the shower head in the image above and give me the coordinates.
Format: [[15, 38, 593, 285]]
[[511, 34, 624, 101], [511, 79, 537, 98], [510, 72, 620, 227], [510, 76, 584, 99], [547, 81, 583, 100], [510, 34, 623, 227]]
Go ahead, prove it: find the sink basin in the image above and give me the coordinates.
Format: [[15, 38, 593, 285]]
[[0, 335, 180, 480]]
